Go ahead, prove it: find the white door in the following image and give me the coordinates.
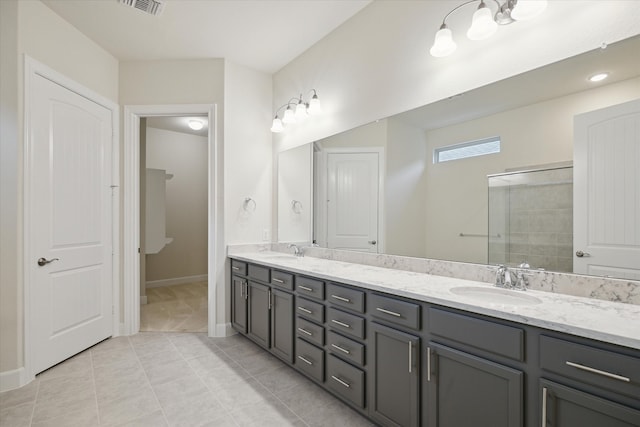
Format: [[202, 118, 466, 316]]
[[29, 73, 114, 374], [326, 152, 380, 252], [574, 99, 640, 280]]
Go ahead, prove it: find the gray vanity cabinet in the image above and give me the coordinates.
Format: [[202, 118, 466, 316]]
[[369, 322, 421, 427], [231, 275, 247, 333], [271, 288, 294, 363], [540, 380, 640, 427], [426, 343, 523, 427], [247, 280, 271, 348]]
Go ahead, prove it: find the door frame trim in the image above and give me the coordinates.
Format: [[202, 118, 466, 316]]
[[23, 55, 120, 381], [122, 104, 221, 336]]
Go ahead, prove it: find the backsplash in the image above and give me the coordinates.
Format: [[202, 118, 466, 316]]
[[228, 243, 640, 305]]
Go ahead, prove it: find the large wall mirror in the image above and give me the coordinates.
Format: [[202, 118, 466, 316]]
[[277, 35, 640, 280]]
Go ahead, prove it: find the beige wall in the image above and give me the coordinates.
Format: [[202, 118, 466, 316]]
[[423, 77, 640, 264], [145, 127, 208, 282], [0, 0, 119, 375]]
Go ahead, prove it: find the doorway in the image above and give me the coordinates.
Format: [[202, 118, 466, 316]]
[[139, 115, 209, 332], [123, 104, 219, 337]]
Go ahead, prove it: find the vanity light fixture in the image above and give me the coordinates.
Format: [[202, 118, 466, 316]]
[[188, 119, 204, 130], [271, 89, 322, 133], [430, 0, 548, 57], [589, 72, 609, 82]]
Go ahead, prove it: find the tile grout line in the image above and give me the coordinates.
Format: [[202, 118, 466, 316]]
[[88, 348, 102, 426], [27, 378, 41, 427]]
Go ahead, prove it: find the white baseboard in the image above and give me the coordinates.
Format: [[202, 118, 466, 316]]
[[213, 322, 234, 337], [140, 295, 148, 305], [0, 367, 30, 392], [146, 274, 208, 289]]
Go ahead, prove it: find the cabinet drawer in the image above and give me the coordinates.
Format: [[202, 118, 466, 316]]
[[296, 276, 325, 301], [327, 283, 365, 313], [231, 259, 247, 276], [370, 293, 421, 331], [327, 331, 365, 366], [296, 338, 325, 383], [297, 317, 324, 347], [296, 297, 325, 324], [327, 307, 365, 340], [430, 308, 524, 361], [540, 335, 640, 399], [271, 270, 294, 291], [248, 264, 270, 283], [327, 354, 365, 409]]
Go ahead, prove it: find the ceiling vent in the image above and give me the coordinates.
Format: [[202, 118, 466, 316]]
[[119, 0, 165, 17]]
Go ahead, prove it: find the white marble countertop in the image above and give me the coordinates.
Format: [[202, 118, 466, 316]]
[[229, 251, 640, 351]]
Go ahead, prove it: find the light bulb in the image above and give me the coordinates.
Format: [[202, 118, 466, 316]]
[[430, 26, 457, 57], [295, 101, 307, 120], [467, 4, 498, 40], [282, 106, 296, 124], [188, 120, 203, 130], [511, 0, 547, 21], [589, 73, 608, 82], [308, 94, 322, 115], [270, 117, 284, 133]]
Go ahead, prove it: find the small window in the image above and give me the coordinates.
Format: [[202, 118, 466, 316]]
[[434, 136, 501, 163]]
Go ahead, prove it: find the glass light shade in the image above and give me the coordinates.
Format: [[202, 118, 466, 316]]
[[295, 101, 307, 120], [430, 27, 457, 57], [282, 107, 296, 124], [308, 95, 322, 115], [188, 120, 203, 130], [270, 117, 284, 133], [589, 73, 609, 82], [467, 6, 498, 40], [511, 0, 547, 21]]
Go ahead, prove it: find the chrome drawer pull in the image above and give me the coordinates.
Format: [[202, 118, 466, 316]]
[[298, 285, 313, 292], [331, 375, 350, 388], [408, 341, 412, 373], [331, 319, 351, 328], [565, 361, 631, 382], [232, 266, 240, 271], [297, 306, 312, 314], [298, 356, 313, 365], [272, 278, 284, 284], [331, 344, 351, 354], [427, 347, 432, 382], [376, 307, 401, 317], [331, 294, 351, 303], [297, 327, 313, 336], [541, 387, 547, 427]]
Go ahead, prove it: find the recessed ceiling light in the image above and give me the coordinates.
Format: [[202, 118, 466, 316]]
[[589, 73, 609, 83], [188, 120, 204, 130]]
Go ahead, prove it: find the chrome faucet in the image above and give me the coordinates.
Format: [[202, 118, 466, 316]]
[[287, 243, 304, 257], [495, 265, 529, 291], [495, 265, 508, 288]]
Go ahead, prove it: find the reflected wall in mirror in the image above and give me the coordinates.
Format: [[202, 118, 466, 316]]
[[279, 35, 640, 280], [277, 143, 312, 242]]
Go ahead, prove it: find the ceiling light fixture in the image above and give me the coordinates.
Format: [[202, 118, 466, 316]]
[[589, 73, 609, 82], [430, 0, 548, 58], [188, 120, 204, 131], [271, 89, 322, 133]]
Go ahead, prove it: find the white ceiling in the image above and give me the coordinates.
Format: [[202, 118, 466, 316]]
[[41, 0, 371, 73], [146, 115, 208, 137]]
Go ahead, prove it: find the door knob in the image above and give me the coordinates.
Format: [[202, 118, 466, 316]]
[[575, 251, 590, 258], [368, 240, 377, 245], [37, 257, 59, 266]]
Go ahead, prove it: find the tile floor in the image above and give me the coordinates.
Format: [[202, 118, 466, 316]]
[[140, 282, 208, 333], [0, 332, 373, 427]]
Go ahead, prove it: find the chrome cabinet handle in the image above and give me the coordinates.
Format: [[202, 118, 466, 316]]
[[298, 285, 313, 292], [297, 306, 312, 314], [268, 290, 272, 310], [331, 344, 350, 354], [297, 327, 312, 336], [37, 257, 59, 267], [272, 278, 284, 284], [575, 250, 591, 258], [408, 341, 413, 373], [565, 361, 630, 382], [244, 282, 248, 300], [239, 282, 244, 299], [427, 347, 432, 382], [376, 307, 401, 317], [331, 294, 351, 303], [541, 387, 547, 427], [232, 266, 240, 271], [298, 356, 313, 365], [331, 319, 350, 328], [331, 375, 350, 388]]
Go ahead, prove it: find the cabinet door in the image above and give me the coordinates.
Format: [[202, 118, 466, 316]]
[[369, 322, 420, 427], [231, 276, 247, 333], [247, 281, 270, 348], [541, 379, 640, 427], [271, 289, 294, 363], [426, 343, 523, 427]]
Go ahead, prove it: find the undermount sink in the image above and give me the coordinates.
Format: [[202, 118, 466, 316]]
[[450, 286, 542, 306], [262, 254, 299, 260]]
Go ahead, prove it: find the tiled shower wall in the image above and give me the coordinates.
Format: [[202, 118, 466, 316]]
[[489, 167, 573, 272]]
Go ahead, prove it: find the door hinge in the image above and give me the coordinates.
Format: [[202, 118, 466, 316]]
[[138, 247, 141, 253]]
